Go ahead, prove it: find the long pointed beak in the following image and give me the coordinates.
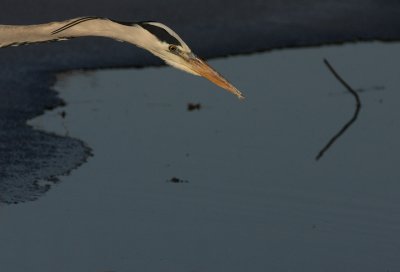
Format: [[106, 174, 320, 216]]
[[188, 55, 244, 99]]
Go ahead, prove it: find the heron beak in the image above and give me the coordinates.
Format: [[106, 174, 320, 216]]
[[187, 54, 244, 99]]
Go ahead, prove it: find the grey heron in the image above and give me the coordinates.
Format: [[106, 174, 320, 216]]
[[0, 16, 244, 99]]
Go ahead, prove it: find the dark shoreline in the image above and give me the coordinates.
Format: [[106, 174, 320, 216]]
[[1, 0, 400, 203]]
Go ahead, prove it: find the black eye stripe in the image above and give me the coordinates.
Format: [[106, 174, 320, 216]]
[[138, 22, 182, 46]]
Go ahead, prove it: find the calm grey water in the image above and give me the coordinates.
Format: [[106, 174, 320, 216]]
[[1, 42, 400, 272], [3, 0, 400, 195]]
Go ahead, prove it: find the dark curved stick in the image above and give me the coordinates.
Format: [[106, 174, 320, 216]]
[[316, 59, 362, 160]]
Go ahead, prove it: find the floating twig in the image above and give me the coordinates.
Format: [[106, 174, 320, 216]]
[[316, 59, 362, 160]]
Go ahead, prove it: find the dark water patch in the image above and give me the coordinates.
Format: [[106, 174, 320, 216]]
[[0, 71, 90, 203], [0, 125, 92, 204]]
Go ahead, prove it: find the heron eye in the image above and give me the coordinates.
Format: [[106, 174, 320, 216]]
[[169, 45, 178, 52]]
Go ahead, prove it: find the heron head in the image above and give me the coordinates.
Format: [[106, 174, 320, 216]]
[[135, 22, 244, 99]]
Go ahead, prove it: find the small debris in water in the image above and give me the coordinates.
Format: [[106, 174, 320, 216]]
[[187, 103, 201, 111], [167, 177, 189, 183], [373, 85, 385, 91], [59, 111, 66, 118]]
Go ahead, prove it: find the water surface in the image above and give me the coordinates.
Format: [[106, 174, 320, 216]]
[[1, 42, 400, 272]]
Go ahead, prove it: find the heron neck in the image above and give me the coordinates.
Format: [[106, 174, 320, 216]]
[[0, 18, 144, 48]]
